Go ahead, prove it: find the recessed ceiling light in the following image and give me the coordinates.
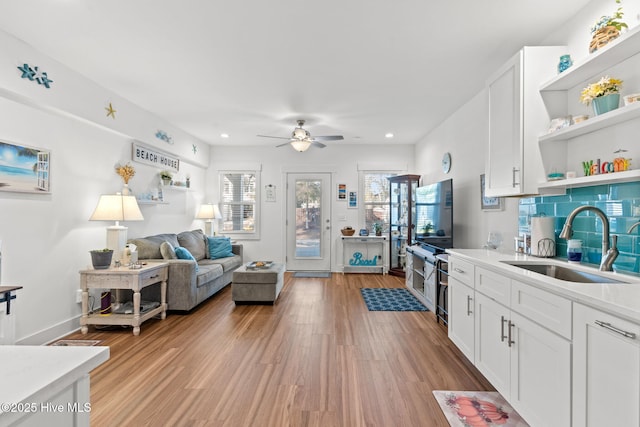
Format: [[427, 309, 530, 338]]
[[220, 133, 229, 138], [385, 133, 394, 138]]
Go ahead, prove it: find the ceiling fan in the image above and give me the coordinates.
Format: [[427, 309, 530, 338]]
[[257, 119, 344, 152]]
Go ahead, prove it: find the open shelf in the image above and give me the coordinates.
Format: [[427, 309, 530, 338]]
[[539, 102, 640, 143], [540, 25, 640, 92], [538, 169, 640, 192]]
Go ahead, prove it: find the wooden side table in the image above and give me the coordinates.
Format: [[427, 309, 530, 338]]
[[79, 262, 168, 336]]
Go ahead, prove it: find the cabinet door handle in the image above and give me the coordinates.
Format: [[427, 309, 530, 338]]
[[595, 320, 637, 339], [149, 274, 159, 279], [508, 321, 515, 347], [466, 295, 473, 315], [500, 316, 508, 342], [512, 167, 520, 188], [454, 268, 465, 274]]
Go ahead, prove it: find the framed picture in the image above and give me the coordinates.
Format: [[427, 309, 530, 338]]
[[348, 191, 358, 209], [480, 174, 503, 211], [0, 139, 51, 194], [337, 183, 347, 201]]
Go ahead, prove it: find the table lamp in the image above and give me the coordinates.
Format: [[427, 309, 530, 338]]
[[89, 194, 144, 265], [196, 203, 222, 236]]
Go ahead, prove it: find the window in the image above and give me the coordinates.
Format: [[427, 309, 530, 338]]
[[360, 171, 397, 232], [220, 171, 259, 238]]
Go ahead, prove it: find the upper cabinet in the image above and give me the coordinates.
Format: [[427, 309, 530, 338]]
[[485, 46, 567, 197], [537, 26, 640, 192]]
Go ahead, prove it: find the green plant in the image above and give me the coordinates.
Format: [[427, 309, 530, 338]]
[[591, 0, 627, 34], [90, 248, 113, 253], [160, 170, 173, 180], [580, 76, 623, 105], [373, 223, 382, 233]]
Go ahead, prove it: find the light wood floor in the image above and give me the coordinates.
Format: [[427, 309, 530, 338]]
[[65, 273, 493, 426]]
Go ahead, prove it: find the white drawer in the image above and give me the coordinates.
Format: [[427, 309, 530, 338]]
[[511, 280, 572, 339], [140, 267, 168, 287], [475, 267, 510, 306], [449, 257, 475, 287]]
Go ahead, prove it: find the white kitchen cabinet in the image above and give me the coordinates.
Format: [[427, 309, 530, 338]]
[[474, 293, 572, 427], [573, 303, 640, 427], [448, 276, 475, 363], [485, 46, 566, 197]]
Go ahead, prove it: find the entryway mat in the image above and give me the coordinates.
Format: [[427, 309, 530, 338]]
[[292, 271, 331, 278], [432, 390, 529, 427], [50, 339, 102, 346], [360, 288, 427, 311]]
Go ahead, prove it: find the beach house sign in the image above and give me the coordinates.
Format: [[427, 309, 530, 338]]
[[132, 142, 179, 172]]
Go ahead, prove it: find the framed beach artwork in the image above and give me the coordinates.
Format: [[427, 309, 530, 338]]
[[348, 191, 358, 209], [480, 174, 502, 211], [0, 140, 51, 194], [337, 183, 347, 201]]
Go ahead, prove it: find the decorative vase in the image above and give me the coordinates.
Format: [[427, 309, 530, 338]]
[[90, 250, 113, 270], [122, 183, 130, 195], [162, 178, 171, 186], [592, 94, 620, 116], [557, 55, 572, 73]]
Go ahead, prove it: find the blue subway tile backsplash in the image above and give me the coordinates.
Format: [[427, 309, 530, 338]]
[[519, 181, 640, 273]]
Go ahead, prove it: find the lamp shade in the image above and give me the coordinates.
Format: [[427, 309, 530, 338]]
[[195, 203, 222, 220], [89, 194, 144, 223], [290, 139, 312, 152]]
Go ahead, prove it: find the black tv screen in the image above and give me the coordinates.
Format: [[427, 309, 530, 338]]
[[414, 178, 453, 250]]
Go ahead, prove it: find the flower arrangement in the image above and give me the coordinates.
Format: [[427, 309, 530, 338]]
[[580, 76, 623, 105], [591, 0, 627, 34], [160, 170, 173, 180], [115, 163, 135, 184]]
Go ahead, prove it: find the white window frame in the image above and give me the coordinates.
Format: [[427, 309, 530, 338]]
[[359, 170, 400, 233], [219, 170, 260, 240]]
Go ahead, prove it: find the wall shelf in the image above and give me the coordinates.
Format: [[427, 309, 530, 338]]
[[540, 25, 640, 92], [539, 102, 640, 143], [538, 169, 640, 192]]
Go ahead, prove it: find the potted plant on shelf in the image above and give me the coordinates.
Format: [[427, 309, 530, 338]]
[[589, 0, 627, 53], [580, 76, 623, 116], [373, 222, 383, 236], [90, 248, 113, 270], [160, 170, 173, 186]]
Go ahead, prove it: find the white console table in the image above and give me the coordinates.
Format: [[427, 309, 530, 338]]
[[0, 345, 109, 426], [341, 236, 388, 274]]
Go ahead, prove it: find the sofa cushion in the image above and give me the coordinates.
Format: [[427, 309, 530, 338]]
[[200, 255, 243, 273], [207, 236, 234, 259], [177, 230, 207, 261], [129, 233, 179, 259], [175, 247, 199, 271], [160, 241, 177, 259], [196, 263, 224, 288]]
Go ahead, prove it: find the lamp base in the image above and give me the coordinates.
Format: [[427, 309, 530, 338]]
[[204, 220, 214, 237], [106, 225, 128, 266]]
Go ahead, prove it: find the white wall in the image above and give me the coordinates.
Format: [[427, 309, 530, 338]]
[[414, 0, 640, 251], [0, 30, 210, 344], [206, 144, 414, 271]]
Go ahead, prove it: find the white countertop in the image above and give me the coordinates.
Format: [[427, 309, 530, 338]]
[[0, 345, 109, 418], [447, 249, 640, 324]]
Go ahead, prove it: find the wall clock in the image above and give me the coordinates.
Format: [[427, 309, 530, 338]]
[[442, 152, 452, 173]]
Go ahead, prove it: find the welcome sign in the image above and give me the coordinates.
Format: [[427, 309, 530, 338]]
[[132, 142, 180, 172]]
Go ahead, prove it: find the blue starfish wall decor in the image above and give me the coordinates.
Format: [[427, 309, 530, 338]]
[[155, 130, 173, 144], [192, 144, 197, 154], [17, 63, 53, 88]]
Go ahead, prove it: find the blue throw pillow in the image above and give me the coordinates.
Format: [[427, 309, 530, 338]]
[[207, 236, 234, 259], [174, 246, 199, 271]]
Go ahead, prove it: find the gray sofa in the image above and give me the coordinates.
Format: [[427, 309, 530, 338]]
[[128, 230, 243, 311]]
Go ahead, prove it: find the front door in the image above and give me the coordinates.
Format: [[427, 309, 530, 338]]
[[286, 173, 331, 271]]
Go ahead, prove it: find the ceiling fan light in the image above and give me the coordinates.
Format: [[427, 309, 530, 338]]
[[293, 128, 308, 140], [291, 139, 312, 152]]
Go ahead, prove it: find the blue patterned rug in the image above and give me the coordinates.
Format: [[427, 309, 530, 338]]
[[360, 288, 428, 311]]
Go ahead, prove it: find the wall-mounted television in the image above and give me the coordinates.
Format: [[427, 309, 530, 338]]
[[414, 178, 453, 252]]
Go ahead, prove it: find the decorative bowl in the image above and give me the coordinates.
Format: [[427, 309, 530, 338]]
[[623, 93, 640, 106], [341, 228, 355, 236]]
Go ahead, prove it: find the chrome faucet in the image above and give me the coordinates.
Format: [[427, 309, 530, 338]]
[[559, 206, 618, 271]]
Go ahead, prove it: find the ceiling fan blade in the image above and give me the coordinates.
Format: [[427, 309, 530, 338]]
[[275, 141, 293, 147], [311, 141, 327, 148], [311, 135, 344, 141], [257, 134, 292, 140]]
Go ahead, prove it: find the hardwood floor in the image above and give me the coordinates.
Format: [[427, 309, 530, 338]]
[[65, 273, 493, 426]]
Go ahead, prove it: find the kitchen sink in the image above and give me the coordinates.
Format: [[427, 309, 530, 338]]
[[501, 262, 628, 284]]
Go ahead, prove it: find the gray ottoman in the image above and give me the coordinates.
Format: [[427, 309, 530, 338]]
[[232, 263, 285, 304]]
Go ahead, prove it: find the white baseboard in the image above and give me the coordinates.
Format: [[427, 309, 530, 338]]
[[16, 314, 81, 345]]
